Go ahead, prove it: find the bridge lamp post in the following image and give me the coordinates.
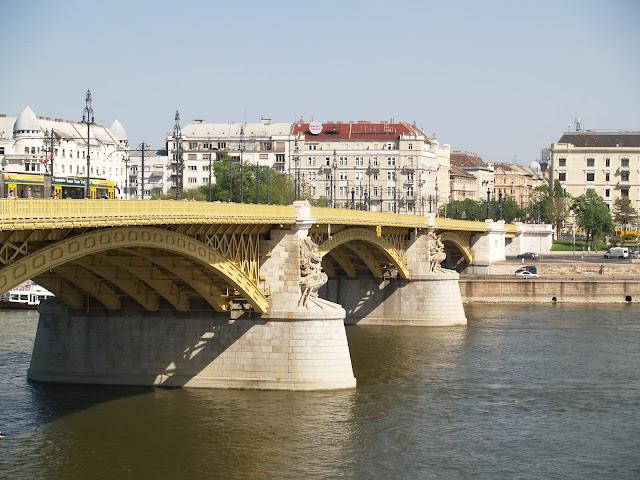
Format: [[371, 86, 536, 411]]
[[486, 188, 491, 220], [498, 192, 503, 220], [81, 89, 95, 199], [434, 181, 439, 216], [428, 194, 433, 213], [331, 150, 337, 208], [208, 146, 213, 202]]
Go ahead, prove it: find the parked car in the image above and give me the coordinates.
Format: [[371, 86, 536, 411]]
[[515, 270, 539, 278], [517, 252, 537, 260], [604, 247, 629, 259], [629, 250, 639, 259], [516, 265, 538, 275]]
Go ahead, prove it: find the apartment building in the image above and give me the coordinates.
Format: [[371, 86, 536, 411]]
[[550, 129, 640, 210], [291, 120, 450, 214], [449, 151, 494, 200], [492, 162, 545, 207], [0, 106, 128, 195]]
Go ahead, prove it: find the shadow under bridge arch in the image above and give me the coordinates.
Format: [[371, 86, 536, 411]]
[[0, 227, 268, 313], [317, 227, 410, 279], [438, 231, 473, 271]]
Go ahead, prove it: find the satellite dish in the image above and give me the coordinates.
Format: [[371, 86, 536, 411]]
[[309, 121, 323, 135]]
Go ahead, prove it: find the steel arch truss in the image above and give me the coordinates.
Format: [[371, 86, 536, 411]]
[[0, 227, 269, 313], [317, 227, 410, 279]]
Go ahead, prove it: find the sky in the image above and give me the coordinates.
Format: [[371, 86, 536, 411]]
[[1, 0, 639, 163]]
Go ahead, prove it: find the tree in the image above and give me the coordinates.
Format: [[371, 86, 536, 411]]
[[528, 181, 570, 238], [159, 157, 298, 204], [572, 189, 614, 248], [613, 196, 637, 225]]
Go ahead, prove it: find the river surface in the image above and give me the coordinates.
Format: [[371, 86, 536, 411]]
[[0, 305, 639, 479]]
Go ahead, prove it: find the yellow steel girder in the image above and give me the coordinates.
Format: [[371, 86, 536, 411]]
[[52, 265, 121, 310], [344, 243, 383, 278], [94, 252, 190, 311], [125, 249, 229, 312], [34, 272, 85, 310], [73, 257, 160, 311], [317, 227, 410, 279], [326, 248, 357, 278], [0, 227, 269, 313]]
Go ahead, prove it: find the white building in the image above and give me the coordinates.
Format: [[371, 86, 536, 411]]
[[166, 118, 296, 192], [127, 147, 170, 198], [0, 106, 129, 196], [550, 126, 640, 211], [291, 120, 450, 214]]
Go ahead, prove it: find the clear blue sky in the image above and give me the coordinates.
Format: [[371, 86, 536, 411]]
[[2, 0, 639, 163]]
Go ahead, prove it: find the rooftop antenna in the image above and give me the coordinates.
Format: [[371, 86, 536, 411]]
[[575, 116, 582, 132], [173, 110, 183, 200]]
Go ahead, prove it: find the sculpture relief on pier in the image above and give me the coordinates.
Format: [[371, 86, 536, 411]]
[[426, 230, 447, 273], [299, 236, 328, 307]]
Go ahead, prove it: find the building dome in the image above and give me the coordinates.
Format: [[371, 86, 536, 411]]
[[13, 106, 41, 134], [110, 119, 127, 141], [529, 160, 541, 173]]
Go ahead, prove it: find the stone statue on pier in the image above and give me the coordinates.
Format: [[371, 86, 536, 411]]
[[426, 230, 447, 273], [299, 236, 328, 307]]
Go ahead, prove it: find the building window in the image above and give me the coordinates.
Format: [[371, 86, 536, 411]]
[[203, 154, 211, 160], [621, 171, 630, 182], [0, 147, 4, 154], [188, 165, 197, 171], [188, 177, 197, 184], [31, 147, 35, 154], [558, 172, 566, 181], [605, 158, 610, 167], [188, 154, 196, 160], [586, 158, 595, 167], [387, 157, 395, 166], [621, 158, 629, 167], [605, 189, 610, 197], [188, 142, 197, 149], [24, 147, 29, 154], [559, 158, 566, 167], [308, 144, 317, 151], [605, 173, 610, 182], [275, 154, 285, 163], [202, 177, 208, 183], [217, 142, 226, 150], [621, 188, 629, 197], [586, 172, 595, 182]]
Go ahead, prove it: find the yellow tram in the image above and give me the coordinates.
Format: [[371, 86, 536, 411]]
[[0, 173, 117, 199]]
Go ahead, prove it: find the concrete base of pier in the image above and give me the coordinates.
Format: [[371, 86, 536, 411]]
[[28, 299, 356, 390], [320, 273, 467, 326]]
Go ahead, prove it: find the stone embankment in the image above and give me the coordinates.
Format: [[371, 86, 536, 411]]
[[461, 259, 640, 304]]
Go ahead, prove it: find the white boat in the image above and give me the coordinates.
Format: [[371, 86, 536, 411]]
[[0, 281, 55, 309]]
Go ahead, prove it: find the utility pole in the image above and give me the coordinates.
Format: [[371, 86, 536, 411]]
[[124, 148, 130, 199], [139, 142, 146, 200], [393, 158, 398, 213], [367, 158, 372, 211], [173, 110, 183, 200], [332, 150, 337, 208], [239, 124, 245, 203], [81, 89, 94, 199], [294, 134, 301, 200], [208, 147, 213, 202]]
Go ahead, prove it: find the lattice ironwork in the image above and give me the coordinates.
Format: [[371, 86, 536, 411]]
[[203, 233, 261, 286]]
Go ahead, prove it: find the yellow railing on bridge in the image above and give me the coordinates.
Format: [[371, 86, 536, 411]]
[[0, 199, 297, 229], [310, 207, 430, 229], [0, 199, 515, 233]]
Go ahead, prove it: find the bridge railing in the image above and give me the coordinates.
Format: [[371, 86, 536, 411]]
[[311, 207, 429, 228], [0, 199, 297, 228]]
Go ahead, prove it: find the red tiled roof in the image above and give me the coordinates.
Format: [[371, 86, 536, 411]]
[[291, 121, 429, 142], [450, 151, 488, 168]]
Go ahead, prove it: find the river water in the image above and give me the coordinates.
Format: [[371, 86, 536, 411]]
[[0, 305, 638, 479]]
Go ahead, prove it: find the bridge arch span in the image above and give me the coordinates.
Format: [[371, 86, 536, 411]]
[[317, 227, 409, 279], [439, 231, 473, 269], [0, 227, 268, 313]]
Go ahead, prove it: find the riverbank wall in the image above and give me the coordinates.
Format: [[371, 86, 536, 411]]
[[460, 276, 640, 303]]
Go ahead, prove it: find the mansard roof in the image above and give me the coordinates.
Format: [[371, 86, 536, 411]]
[[558, 131, 640, 148]]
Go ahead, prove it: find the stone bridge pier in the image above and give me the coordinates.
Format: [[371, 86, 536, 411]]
[[320, 229, 467, 327]]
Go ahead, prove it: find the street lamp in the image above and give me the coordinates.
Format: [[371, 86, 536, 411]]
[[173, 110, 183, 200], [331, 150, 337, 208], [486, 188, 491, 219], [208, 146, 213, 202], [81, 89, 94, 199]]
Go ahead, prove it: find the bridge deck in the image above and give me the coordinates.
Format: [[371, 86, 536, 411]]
[[0, 199, 516, 233]]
